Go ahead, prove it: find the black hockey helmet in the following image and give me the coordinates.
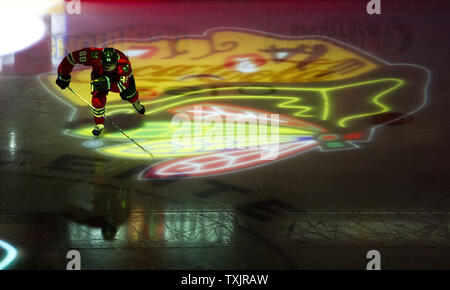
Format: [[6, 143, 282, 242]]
[[101, 47, 118, 69]]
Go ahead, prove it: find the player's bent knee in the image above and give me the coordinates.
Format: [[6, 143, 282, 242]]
[[119, 75, 138, 101]]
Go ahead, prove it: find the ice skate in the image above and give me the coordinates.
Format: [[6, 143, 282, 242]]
[[132, 100, 145, 114], [92, 124, 104, 136]]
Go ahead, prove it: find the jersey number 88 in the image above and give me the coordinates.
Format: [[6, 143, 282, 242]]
[[79, 51, 87, 62]]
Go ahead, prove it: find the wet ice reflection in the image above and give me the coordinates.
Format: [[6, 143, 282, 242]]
[[67, 211, 237, 248], [8, 132, 17, 155], [161, 212, 236, 246]]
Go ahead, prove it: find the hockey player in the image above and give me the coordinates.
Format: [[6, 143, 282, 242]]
[[56, 47, 145, 136]]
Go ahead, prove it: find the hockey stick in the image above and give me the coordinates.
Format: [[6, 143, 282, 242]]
[[67, 86, 154, 158]]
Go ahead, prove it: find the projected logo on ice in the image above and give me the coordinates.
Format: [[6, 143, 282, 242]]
[[44, 28, 429, 179]]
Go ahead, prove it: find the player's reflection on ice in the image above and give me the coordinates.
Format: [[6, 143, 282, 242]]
[[62, 172, 131, 241]]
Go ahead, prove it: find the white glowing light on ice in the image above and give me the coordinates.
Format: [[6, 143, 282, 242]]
[[235, 57, 259, 73], [276, 52, 288, 59], [124, 49, 150, 57], [0, 0, 62, 56]]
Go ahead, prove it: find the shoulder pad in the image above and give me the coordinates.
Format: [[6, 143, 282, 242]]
[[118, 64, 131, 75], [90, 50, 100, 59], [118, 57, 129, 65]]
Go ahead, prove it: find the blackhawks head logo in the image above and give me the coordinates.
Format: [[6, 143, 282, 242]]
[[43, 28, 429, 179]]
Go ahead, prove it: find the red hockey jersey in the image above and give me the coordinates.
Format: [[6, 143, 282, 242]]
[[58, 47, 133, 92]]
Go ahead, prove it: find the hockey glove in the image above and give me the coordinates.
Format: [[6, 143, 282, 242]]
[[56, 74, 71, 90]]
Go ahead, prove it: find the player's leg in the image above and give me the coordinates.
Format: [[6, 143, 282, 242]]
[[90, 74, 111, 135], [118, 75, 145, 114], [90, 74, 109, 136], [91, 91, 107, 136]]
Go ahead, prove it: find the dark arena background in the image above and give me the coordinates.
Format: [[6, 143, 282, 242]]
[[0, 0, 449, 272]]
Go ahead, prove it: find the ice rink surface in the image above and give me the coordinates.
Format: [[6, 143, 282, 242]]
[[0, 0, 449, 269]]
